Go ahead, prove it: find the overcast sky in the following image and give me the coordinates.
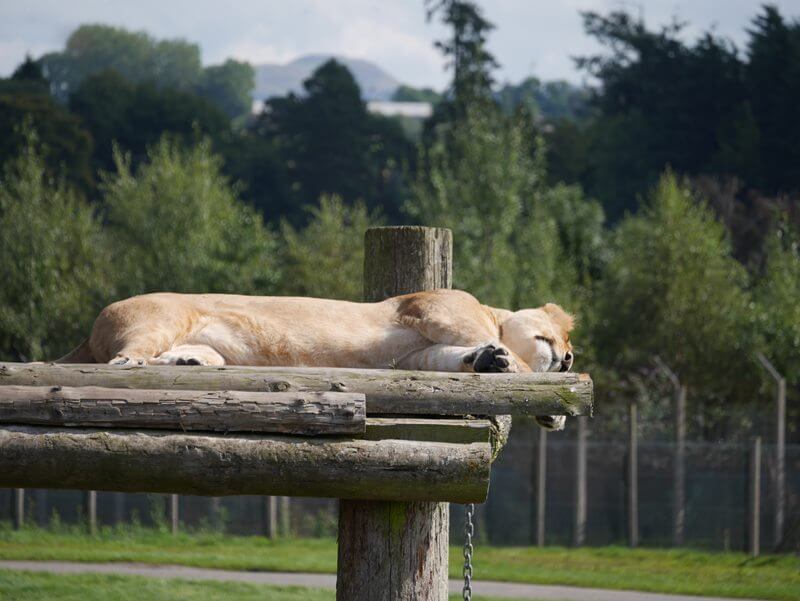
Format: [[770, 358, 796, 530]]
[[2, 1, 798, 87]]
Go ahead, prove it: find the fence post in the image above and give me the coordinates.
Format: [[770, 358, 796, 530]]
[[169, 494, 179, 535], [337, 226, 452, 601], [749, 436, 761, 557], [279, 496, 291, 537], [756, 352, 786, 548], [674, 384, 686, 546], [85, 490, 97, 535], [628, 400, 638, 548], [574, 416, 587, 547], [12, 488, 24, 529], [535, 428, 547, 547], [263, 496, 277, 539]]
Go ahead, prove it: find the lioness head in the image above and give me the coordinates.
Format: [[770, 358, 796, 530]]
[[499, 303, 574, 373]]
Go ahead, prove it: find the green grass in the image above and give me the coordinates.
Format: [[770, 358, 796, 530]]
[[0, 570, 519, 601], [0, 527, 798, 600]]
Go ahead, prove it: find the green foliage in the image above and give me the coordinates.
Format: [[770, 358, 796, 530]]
[[754, 226, 800, 384], [280, 196, 382, 301], [256, 60, 412, 223], [410, 109, 572, 310], [392, 85, 442, 104], [69, 71, 229, 174], [40, 24, 203, 101], [195, 59, 255, 119], [101, 137, 279, 297], [0, 127, 109, 361], [0, 85, 94, 194], [496, 77, 591, 122], [594, 172, 755, 398]]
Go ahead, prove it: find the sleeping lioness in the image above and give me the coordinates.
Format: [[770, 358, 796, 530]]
[[58, 289, 575, 430]]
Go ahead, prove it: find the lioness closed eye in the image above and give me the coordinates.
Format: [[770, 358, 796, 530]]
[[58, 289, 575, 431]]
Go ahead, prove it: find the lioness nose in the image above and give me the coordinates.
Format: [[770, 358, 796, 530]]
[[560, 352, 573, 372]]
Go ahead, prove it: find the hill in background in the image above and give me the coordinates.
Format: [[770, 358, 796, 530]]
[[253, 54, 400, 101]]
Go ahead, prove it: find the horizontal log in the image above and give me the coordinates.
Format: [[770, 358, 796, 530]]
[[0, 425, 490, 503], [0, 385, 365, 435], [0, 363, 593, 417]]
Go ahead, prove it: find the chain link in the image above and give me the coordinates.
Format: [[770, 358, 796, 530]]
[[462, 503, 474, 601]]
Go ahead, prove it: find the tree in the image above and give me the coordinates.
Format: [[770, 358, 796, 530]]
[[39, 24, 204, 101], [0, 80, 94, 193], [754, 225, 800, 385], [426, 0, 497, 115], [279, 196, 382, 301], [101, 137, 280, 297], [256, 60, 412, 222], [0, 126, 109, 361], [593, 172, 756, 402], [195, 59, 255, 119], [70, 71, 229, 173]]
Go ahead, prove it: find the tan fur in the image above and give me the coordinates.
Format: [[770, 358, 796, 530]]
[[58, 289, 574, 376]]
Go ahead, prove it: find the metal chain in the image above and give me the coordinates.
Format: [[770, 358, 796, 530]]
[[462, 503, 474, 601]]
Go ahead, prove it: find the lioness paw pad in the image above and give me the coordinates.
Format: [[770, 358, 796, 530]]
[[463, 343, 517, 373]]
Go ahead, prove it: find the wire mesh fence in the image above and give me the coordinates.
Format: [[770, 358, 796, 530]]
[[2, 421, 797, 552]]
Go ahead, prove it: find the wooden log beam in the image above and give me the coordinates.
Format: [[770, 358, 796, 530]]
[[0, 363, 593, 418], [0, 425, 491, 503], [0, 385, 365, 435]]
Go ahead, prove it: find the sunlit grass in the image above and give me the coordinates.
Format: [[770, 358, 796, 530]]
[[0, 525, 798, 600]]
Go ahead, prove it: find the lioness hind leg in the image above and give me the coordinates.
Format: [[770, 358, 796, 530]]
[[150, 344, 226, 366]]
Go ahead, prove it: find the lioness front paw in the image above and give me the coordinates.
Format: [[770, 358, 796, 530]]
[[535, 415, 566, 431], [463, 343, 518, 373]]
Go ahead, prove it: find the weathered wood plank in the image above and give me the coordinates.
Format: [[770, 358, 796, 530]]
[[0, 425, 490, 503], [0, 363, 593, 417], [0, 385, 365, 435]]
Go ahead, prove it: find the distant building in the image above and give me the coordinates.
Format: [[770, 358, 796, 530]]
[[367, 101, 432, 118]]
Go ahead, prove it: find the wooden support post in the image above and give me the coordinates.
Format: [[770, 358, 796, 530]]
[[337, 226, 452, 601], [279, 496, 291, 537], [210, 497, 222, 531], [628, 401, 638, 548], [264, 496, 277, 539], [673, 384, 686, 547], [113, 492, 125, 524], [169, 494, 179, 535], [749, 436, 761, 557], [775, 377, 786, 547], [574, 416, 587, 546], [12, 488, 24, 529], [85, 490, 97, 535], [756, 353, 786, 548], [535, 427, 547, 547], [34, 489, 47, 526]]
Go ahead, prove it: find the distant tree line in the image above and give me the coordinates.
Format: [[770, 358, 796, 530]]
[[0, 2, 798, 441]]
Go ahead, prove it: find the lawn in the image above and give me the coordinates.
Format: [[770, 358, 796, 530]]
[[0, 570, 520, 601], [0, 527, 798, 600]]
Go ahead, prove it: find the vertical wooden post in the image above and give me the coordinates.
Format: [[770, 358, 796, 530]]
[[337, 226, 452, 601], [775, 377, 785, 548], [85, 490, 97, 535], [574, 416, 587, 547], [628, 400, 638, 548], [749, 436, 761, 557], [535, 428, 547, 547], [210, 497, 222, 531], [34, 489, 48, 526], [279, 496, 291, 537], [673, 384, 686, 547], [264, 496, 277, 539], [12, 488, 24, 529], [113, 492, 125, 525], [169, 494, 179, 535], [755, 352, 786, 548]]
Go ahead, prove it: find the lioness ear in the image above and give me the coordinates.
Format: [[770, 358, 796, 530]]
[[542, 303, 575, 332]]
